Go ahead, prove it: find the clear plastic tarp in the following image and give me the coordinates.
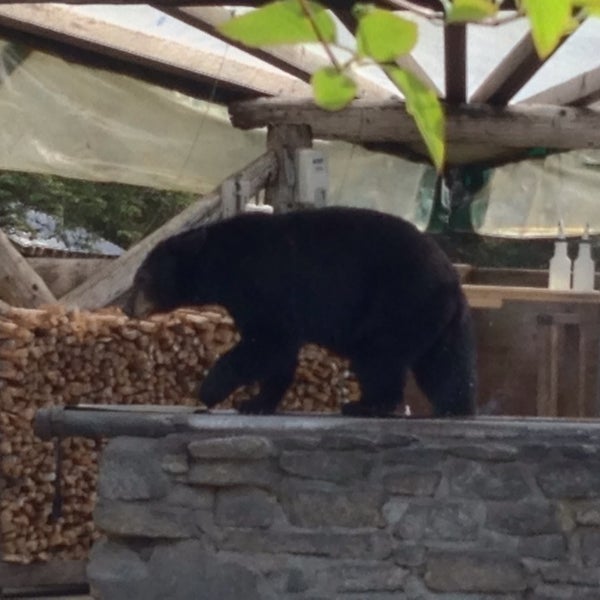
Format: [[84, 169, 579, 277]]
[[0, 4, 599, 236]]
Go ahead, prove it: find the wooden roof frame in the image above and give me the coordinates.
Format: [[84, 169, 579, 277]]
[[0, 1, 597, 167]]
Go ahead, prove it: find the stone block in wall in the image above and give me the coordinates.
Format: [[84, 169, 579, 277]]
[[447, 443, 519, 462], [394, 501, 484, 541], [537, 460, 600, 499], [425, 550, 527, 593], [572, 500, 600, 525], [220, 529, 394, 560], [215, 487, 278, 528], [94, 499, 198, 539], [580, 528, 600, 567], [89, 538, 268, 600], [279, 449, 374, 483], [318, 563, 408, 593], [280, 480, 384, 528], [447, 459, 532, 500], [518, 534, 566, 560], [538, 564, 600, 586], [187, 460, 279, 489], [188, 436, 276, 460], [531, 584, 600, 600], [485, 501, 560, 535], [382, 468, 441, 496], [98, 437, 170, 501]]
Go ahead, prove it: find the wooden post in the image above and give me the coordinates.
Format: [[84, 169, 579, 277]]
[[265, 124, 312, 213], [0, 229, 57, 308]]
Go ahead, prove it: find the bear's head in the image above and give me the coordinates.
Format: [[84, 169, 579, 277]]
[[124, 228, 210, 319]]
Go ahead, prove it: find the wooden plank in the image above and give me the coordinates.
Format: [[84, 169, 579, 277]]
[[0, 4, 310, 99], [162, 6, 392, 100], [0, 1, 519, 8], [519, 65, 600, 107], [27, 257, 113, 298], [444, 24, 466, 103], [465, 284, 600, 309], [60, 151, 277, 310], [230, 97, 600, 151], [470, 31, 565, 105], [0, 230, 57, 308]]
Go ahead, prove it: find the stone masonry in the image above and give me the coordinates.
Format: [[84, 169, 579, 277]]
[[86, 415, 600, 600]]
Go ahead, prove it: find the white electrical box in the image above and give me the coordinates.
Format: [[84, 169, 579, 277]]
[[295, 149, 328, 207]]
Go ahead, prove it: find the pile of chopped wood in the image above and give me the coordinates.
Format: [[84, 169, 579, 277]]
[[0, 304, 358, 563]]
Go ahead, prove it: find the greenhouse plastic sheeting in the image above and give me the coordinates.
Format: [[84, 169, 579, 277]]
[[0, 40, 599, 235], [0, 41, 427, 223], [472, 150, 600, 236]]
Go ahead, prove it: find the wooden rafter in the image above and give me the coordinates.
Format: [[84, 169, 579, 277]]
[[470, 31, 566, 105], [0, 230, 56, 308], [520, 66, 600, 107], [0, 4, 310, 102], [161, 6, 392, 99], [230, 97, 600, 165], [444, 24, 467, 103], [0, 0, 518, 8]]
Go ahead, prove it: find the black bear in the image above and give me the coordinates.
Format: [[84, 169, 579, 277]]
[[125, 207, 476, 417]]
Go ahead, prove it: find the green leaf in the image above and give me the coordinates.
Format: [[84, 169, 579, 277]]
[[573, 0, 600, 15], [311, 67, 357, 110], [385, 66, 445, 171], [217, 0, 336, 47], [445, 0, 499, 23], [522, 0, 573, 58], [355, 8, 418, 62]]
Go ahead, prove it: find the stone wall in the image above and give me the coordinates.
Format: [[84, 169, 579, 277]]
[[86, 415, 600, 600]]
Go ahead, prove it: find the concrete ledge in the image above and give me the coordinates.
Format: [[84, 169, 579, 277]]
[[35, 406, 600, 442]]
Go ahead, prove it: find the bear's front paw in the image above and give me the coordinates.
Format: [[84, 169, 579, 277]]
[[236, 397, 277, 415], [341, 401, 395, 418]]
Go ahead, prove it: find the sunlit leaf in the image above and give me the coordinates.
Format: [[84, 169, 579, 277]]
[[217, 0, 336, 47], [522, 0, 573, 58], [573, 0, 600, 15], [445, 0, 499, 23], [355, 8, 418, 61], [385, 66, 445, 171], [311, 67, 357, 110]]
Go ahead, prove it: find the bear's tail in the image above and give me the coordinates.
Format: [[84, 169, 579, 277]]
[[412, 293, 477, 416]]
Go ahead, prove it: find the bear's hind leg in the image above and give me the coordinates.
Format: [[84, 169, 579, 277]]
[[412, 299, 476, 417], [342, 353, 407, 417]]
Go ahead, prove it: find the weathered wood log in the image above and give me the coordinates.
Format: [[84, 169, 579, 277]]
[[0, 230, 56, 308], [230, 98, 600, 164]]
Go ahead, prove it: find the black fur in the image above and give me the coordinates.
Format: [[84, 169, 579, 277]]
[[125, 207, 476, 417]]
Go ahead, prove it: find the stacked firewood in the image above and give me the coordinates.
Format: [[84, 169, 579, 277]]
[[0, 304, 358, 563]]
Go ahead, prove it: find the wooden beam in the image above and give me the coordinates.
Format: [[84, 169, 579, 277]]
[[470, 31, 564, 105], [0, 230, 57, 308], [0, 0, 512, 8], [0, 4, 310, 100], [230, 97, 600, 152], [161, 6, 391, 99], [27, 257, 113, 298], [519, 66, 600, 107], [60, 152, 278, 310], [444, 24, 467, 103]]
